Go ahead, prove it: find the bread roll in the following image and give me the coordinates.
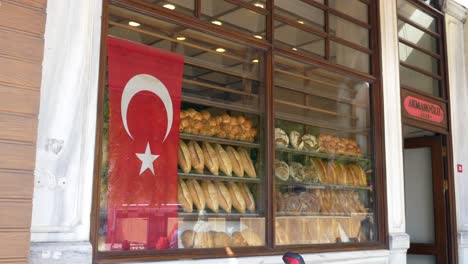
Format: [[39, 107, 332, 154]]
[[238, 183, 255, 213], [178, 179, 193, 212], [178, 140, 191, 173], [181, 230, 196, 248], [212, 231, 231, 248], [231, 232, 248, 247], [214, 181, 232, 213], [186, 179, 205, 211], [237, 147, 257, 178], [202, 142, 219, 175], [214, 144, 232, 176], [227, 182, 246, 214], [188, 141, 204, 174], [275, 160, 289, 181], [201, 180, 219, 213], [225, 146, 244, 177]]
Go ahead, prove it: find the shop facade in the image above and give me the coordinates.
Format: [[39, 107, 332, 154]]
[[1, 0, 466, 263]]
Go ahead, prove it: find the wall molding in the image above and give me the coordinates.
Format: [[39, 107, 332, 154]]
[[445, 0, 467, 23]]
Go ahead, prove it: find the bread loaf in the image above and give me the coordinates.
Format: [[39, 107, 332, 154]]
[[178, 140, 191, 173], [212, 231, 231, 248], [275, 128, 289, 147], [226, 146, 244, 177], [275, 160, 289, 181], [239, 183, 255, 213], [188, 141, 204, 174], [289, 162, 305, 182], [181, 230, 196, 248], [194, 231, 214, 248], [214, 144, 232, 176], [202, 142, 219, 175], [227, 182, 246, 214], [178, 179, 193, 212], [241, 229, 264, 246], [201, 180, 219, 213], [289, 131, 303, 149], [231, 232, 248, 247], [186, 179, 205, 211], [237, 147, 256, 178], [214, 181, 232, 213], [302, 134, 319, 150]]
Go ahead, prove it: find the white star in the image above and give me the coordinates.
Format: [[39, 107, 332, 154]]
[[136, 142, 159, 175]]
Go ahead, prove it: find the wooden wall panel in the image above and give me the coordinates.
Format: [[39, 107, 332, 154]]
[[0, 1, 46, 262]]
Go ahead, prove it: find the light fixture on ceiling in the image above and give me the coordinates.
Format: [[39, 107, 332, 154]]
[[163, 3, 176, 10], [128, 21, 141, 27], [252, 59, 259, 63], [254, 35, 263, 39], [254, 3, 265, 8], [176, 36, 186, 41], [212, 20, 223, 26], [297, 20, 305, 25], [292, 47, 298, 51], [216, 48, 226, 53]]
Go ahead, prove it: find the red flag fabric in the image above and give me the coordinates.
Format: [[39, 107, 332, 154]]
[[106, 36, 183, 250]]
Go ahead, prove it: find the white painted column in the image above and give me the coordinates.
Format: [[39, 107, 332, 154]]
[[379, 0, 410, 263], [444, 1, 468, 263]]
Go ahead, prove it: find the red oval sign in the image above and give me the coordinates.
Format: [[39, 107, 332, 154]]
[[403, 96, 444, 123]]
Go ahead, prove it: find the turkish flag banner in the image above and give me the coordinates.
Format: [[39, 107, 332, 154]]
[[106, 36, 183, 250]]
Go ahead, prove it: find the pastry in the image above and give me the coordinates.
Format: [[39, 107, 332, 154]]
[[226, 146, 244, 177], [227, 182, 246, 214], [289, 131, 303, 149], [201, 180, 219, 213], [186, 179, 205, 211], [231, 231, 248, 247], [241, 229, 264, 246], [181, 230, 196, 248], [212, 231, 231, 248], [275, 128, 289, 147], [275, 160, 289, 181], [178, 140, 191, 173], [237, 147, 257, 178], [302, 134, 319, 151], [214, 144, 233, 176], [289, 162, 305, 182], [202, 142, 219, 175], [239, 183, 255, 213], [188, 141, 204, 174], [214, 181, 232, 213], [178, 179, 193, 212]]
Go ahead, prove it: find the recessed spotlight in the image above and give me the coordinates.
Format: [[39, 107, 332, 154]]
[[176, 36, 186, 41], [297, 20, 305, 24], [254, 35, 263, 39], [254, 3, 265, 8], [212, 20, 223, 26], [292, 47, 298, 51], [252, 59, 259, 63], [163, 3, 176, 10], [128, 21, 141, 27], [216, 48, 226, 53]]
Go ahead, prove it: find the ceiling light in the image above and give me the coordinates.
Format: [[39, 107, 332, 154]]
[[163, 3, 176, 10], [128, 21, 141, 27], [254, 35, 263, 39], [252, 59, 259, 63], [292, 47, 298, 51], [254, 3, 265, 8], [216, 48, 226, 53], [176, 36, 186, 41], [297, 20, 305, 24], [212, 20, 223, 26]]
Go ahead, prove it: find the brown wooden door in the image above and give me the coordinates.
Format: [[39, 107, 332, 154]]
[[404, 136, 448, 264]]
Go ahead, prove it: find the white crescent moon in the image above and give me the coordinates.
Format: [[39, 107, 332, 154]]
[[121, 74, 173, 142]]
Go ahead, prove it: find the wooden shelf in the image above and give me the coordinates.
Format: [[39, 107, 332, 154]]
[[275, 180, 371, 190], [178, 211, 261, 221], [179, 172, 261, 183], [182, 94, 260, 114], [179, 133, 260, 149], [275, 212, 372, 218], [275, 146, 370, 163]]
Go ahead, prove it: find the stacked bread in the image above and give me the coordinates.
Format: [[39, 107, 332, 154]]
[[178, 179, 256, 214], [179, 109, 257, 142], [318, 134, 362, 157], [276, 190, 366, 215], [178, 140, 257, 178], [274, 158, 367, 187], [180, 228, 263, 248]]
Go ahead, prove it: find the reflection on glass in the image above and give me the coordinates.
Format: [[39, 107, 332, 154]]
[[399, 42, 439, 74], [274, 23, 325, 58], [330, 15, 369, 48], [400, 65, 440, 96], [273, 55, 376, 246], [397, 0, 437, 33], [275, 0, 325, 32], [328, 0, 368, 23], [330, 41, 370, 73], [407, 254, 437, 264], [141, 0, 195, 16], [99, 5, 266, 252], [398, 20, 438, 53]]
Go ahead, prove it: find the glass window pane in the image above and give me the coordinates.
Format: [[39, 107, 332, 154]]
[[398, 20, 438, 53], [400, 65, 440, 96], [397, 0, 437, 33], [100, 5, 266, 252], [140, 0, 195, 16], [273, 55, 377, 246], [330, 41, 370, 73], [274, 22, 325, 58], [328, 0, 368, 23], [200, 0, 266, 37], [330, 15, 369, 48], [399, 42, 439, 75], [407, 255, 437, 264], [275, 0, 325, 32]]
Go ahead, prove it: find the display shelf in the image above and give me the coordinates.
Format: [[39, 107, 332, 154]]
[[182, 94, 260, 114], [275, 212, 372, 218], [275, 146, 370, 163], [179, 132, 260, 149], [178, 211, 261, 221], [275, 180, 371, 190], [179, 172, 261, 183]]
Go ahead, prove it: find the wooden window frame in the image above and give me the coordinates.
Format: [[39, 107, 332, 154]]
[[90, 0, 389, 263]]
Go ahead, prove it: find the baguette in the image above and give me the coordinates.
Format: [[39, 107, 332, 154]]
[[178, 179, 193, 212], [237, 147, 257, 178], [227, 182, 246, 214], [202, 142, 219, 175], [188, 141, 204, 174], [214, 181, 232, 213], [214, 143, 232, 176], [226, 146, 244, 177], [178, 140, 191, 173], [238, 183, 255, 213], [186, 179, 205, 211], [201, 180, 219, 213]]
